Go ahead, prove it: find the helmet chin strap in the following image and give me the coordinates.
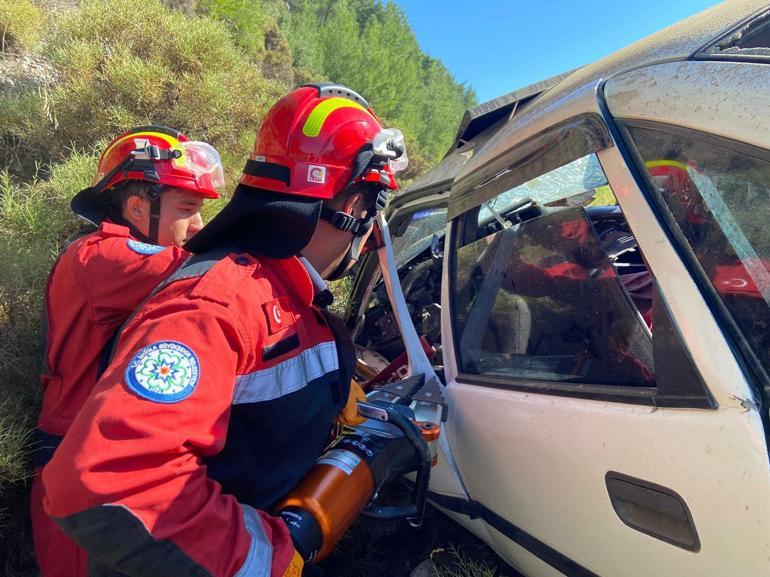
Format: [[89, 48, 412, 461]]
[[325, 220, 372, 281], [321, 188, 386, 281], [147, 184, 163, 245]]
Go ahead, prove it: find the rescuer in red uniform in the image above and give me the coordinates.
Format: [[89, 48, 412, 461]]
[[32, 126, 224, 577], [42, 84, 407, 577]]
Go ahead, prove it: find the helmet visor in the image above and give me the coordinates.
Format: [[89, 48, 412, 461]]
[[172, 141, 226, 191]]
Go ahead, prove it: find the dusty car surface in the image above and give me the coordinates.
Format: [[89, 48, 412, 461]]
[[349, 1, 770, 575]]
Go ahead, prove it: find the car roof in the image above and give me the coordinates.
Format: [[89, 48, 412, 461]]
[[392, 70, 574, 209], [450, 69, 577, 149], [450, 0, 769, 200]]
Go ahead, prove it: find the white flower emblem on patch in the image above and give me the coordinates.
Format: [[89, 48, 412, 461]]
[[125, 341, 200, 403]]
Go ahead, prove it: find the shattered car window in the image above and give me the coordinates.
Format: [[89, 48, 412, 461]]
[[630, 125, 770, 376], [392, 207, 448, 268], [478, 154, 611, 225], [703, 9, 770, 57], [452, 150, 654, 387]]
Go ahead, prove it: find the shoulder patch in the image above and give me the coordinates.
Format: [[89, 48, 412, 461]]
[[126, 239, 166, 255], [125, 341, 200, 403]]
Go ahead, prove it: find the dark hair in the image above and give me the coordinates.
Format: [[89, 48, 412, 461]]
[[104, 181, 155, 214], [326, 181, 382, 215]]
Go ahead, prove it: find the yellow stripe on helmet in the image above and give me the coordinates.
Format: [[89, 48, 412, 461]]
[[302, 98, 369, 138]]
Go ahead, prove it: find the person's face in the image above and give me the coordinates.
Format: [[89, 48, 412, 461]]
[[124, 187, 204, 246], [157, 188, 205, 246]]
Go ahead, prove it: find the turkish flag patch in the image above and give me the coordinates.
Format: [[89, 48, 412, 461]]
[[263, 297, 296, 334]]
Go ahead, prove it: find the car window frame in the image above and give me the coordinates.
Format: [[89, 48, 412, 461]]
[[448, 115, 715, 407], [448, 113, 613, 220]]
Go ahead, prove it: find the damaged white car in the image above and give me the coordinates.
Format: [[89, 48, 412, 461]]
[[347, 2, 770, 575]]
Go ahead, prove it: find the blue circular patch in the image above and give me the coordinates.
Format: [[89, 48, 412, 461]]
[[125, 341, 200, 403], [127, 239, 166, 255]]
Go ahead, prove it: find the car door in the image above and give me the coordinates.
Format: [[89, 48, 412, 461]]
[[439, 62, 770, 576]]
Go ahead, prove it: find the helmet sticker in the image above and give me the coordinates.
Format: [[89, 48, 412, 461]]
[[126, 239, 166, 255], [308, 165, 327, 184], [125, 341, 200, 403]]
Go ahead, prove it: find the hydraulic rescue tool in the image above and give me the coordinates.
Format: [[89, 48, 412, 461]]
[[276, 390, 440, 561], [276, 213, 447, 562]]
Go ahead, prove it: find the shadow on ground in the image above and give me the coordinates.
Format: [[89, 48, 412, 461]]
[[315, 484, 519, 577]]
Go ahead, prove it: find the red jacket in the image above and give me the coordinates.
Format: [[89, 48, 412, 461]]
[[43, 251, 351, 577], [39, 222, 188, 437], [33, 222, 189, 577]]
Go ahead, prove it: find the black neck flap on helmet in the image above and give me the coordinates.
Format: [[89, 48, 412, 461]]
[[183, 184, 324, 259]]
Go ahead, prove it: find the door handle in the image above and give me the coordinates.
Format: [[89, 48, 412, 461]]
[[605, 471, 700, 551]]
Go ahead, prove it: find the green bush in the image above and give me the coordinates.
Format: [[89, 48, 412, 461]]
[[0, 0, 284, 179], [0, 0, 44, 54], [0, 151, 96, 482], [198, 0, 268, 61], [196, 1, 295, 91]]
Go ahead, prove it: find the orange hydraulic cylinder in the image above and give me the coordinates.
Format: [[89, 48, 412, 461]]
[[276, 456, 375, 561]]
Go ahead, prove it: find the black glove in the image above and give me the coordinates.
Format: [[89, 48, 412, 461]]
[[280, 507, 324, 563]]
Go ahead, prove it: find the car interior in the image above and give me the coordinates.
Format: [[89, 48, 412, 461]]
[[352, 185, 655, 388]]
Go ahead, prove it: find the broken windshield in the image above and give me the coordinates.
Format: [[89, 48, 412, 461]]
[[391, 206, 448, 268], [478, 154, 609, 225]]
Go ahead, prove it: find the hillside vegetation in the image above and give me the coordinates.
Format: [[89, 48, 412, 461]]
[[0, 1, 475, 574]]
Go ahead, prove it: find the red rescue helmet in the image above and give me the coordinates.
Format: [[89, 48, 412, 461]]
[[72, 126, 223, 226], [186, 85, 408, 260], [239, 84, 407, 199]]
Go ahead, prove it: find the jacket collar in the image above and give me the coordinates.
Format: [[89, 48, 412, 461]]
[[99, 220, 131, 237]]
